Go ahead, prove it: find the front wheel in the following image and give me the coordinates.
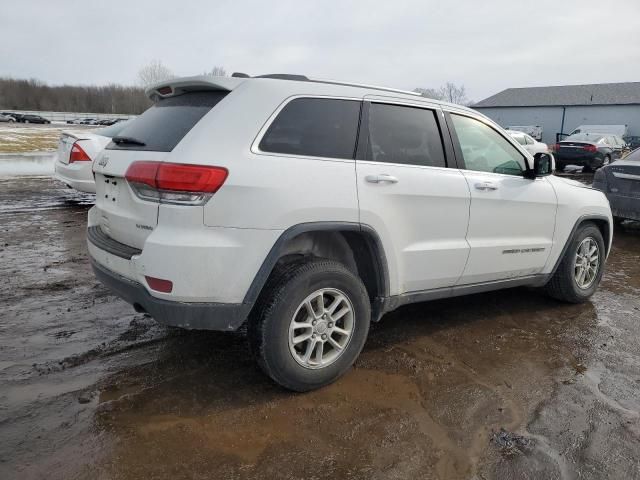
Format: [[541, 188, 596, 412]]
[[248, 259, 371, 391], [545, 222, 605, 303]]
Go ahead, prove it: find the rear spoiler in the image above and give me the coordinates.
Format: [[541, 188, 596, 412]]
[[145, 75, 246, 101]]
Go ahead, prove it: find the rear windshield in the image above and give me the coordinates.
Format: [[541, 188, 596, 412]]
[[564, 133, 604, 142], [106, 91, 227, 152], [95, 119, 133, 138]]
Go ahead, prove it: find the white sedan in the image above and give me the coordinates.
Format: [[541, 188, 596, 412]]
[[507, 130, 549, 156], [53, 120, 131, 193]]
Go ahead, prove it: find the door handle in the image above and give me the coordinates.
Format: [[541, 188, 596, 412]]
[[474, 181, 498, 191], [365, 174, 399, 184]]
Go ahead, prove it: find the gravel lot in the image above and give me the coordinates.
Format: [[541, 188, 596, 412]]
[[1, 176, 639, 480]]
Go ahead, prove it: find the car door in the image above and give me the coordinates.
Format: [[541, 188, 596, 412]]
[[447, 112, 557, 285], [356, 100, 471, 294]]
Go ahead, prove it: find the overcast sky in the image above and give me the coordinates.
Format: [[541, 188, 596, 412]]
[[2, 0, 640, 101]]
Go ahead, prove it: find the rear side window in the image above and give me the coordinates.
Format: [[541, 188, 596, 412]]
[[107, 91, 228, 152], [366, 103, 446, 168], [259, 98, 360, 159]]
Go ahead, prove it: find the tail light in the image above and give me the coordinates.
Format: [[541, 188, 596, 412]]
[[69, 142, 91, 163], [125, 161, 228, 205], [583, 144, 598, 153]]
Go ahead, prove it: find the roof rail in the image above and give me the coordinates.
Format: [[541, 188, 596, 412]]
[[308, 78, 421, 97], [255, 74, 309, 81], [231, 73, 422, 97]]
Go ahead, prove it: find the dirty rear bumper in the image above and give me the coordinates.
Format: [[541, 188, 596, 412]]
[[90, 259, 251, 331]]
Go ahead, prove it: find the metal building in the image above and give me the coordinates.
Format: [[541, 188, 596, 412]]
[[473, 82, 640, 144]]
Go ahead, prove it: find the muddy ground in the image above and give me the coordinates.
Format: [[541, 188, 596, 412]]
[[1, 176, 639, 480]]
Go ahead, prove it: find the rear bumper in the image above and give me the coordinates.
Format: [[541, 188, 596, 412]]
[[91, 258, 251, 330], [555, 153, 603, 167], [53, 159, 96, 193]]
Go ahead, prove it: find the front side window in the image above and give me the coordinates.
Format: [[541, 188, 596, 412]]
[[259, 98, 360, 159], [366, 103, 446, 167], [451, 114, 527, 175]]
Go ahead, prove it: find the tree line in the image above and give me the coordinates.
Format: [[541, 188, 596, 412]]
[[0, 59, 471, 115], [0, 77, 151, 114]]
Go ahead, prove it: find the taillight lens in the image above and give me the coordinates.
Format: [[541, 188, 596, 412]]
[[125, 161, 228, 205], [583, 144, 598, 153], [69, 142, 91, 163], [145, 276, 173, 293]]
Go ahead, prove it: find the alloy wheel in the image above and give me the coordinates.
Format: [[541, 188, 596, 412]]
[[288, 288, 355, 369]]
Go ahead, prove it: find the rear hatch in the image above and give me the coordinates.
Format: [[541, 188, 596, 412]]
[[92, 90, 228, 249]]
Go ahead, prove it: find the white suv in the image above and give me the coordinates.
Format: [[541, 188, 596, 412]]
[[88, 74, 613, 391]]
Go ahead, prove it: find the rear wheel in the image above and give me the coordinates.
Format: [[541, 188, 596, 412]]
[[545, 222, 605, 303], [248, 259, 371, 391]]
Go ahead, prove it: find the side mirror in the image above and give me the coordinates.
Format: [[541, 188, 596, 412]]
[[530, 152, 554, 177]]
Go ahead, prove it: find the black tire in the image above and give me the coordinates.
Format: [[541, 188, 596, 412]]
[[248, 258, 371, 392], [583, 163, 594, 173], [545, 222, 606, 303]]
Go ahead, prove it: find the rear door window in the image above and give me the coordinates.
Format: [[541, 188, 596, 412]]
[[107, 91, 228, 152], [259, 98, 360, 159], [366, 103, 446, 167]]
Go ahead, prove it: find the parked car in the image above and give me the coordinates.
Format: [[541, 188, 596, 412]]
[[21, 114, 50, 124], [88, 75, 612, 391], [3, 112, 24, 122], [0, 113, 16, 122], [554, 133, 627, 172], [569, 124, 627, 137], [623, 135, 640, 152], [593, 147, 640, 222], [506, 125, 543, 141], [507, 130, 549, 155], [53, 120, 132, 193]]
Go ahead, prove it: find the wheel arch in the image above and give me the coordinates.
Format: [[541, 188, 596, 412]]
[[243, 222, 390, 320], [549, 214, 612, 277]]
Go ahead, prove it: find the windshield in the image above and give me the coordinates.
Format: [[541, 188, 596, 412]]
[[508, 132, 527, 145]]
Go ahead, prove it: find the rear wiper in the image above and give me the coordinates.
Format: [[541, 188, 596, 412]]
[[112, 136, 146, 146]]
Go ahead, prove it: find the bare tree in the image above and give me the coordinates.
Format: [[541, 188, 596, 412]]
[[206, 66, 227, 77], [413, 87, 444, 100], [414, 83, 471, 105], [137, 60, 174, 87], [438, 82, 469, 105]]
